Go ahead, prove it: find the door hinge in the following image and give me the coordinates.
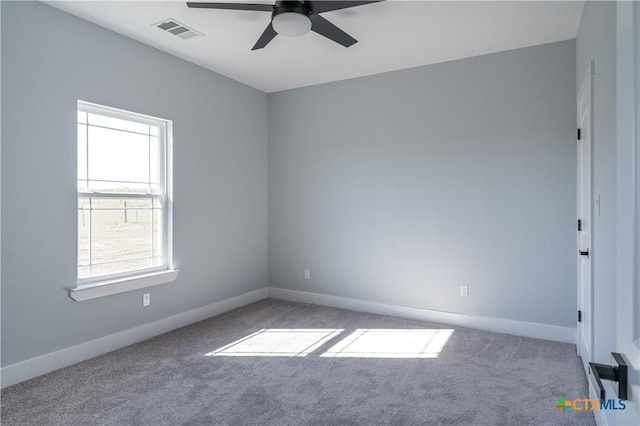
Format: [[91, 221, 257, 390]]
[[578, 219, 582, 231], [578, 310, 582, 322], [577, 128, 582, 140]]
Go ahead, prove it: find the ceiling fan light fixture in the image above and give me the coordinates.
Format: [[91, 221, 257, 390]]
[[272, 12, 311, 37]]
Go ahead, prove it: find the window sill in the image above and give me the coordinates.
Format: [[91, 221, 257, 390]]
[[70, 269, 179, 302]]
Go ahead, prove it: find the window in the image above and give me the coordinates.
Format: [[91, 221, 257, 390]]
[[73, 101, 176, 300]]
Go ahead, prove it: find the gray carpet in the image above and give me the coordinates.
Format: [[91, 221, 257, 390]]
[[1, 299, 595, 425]]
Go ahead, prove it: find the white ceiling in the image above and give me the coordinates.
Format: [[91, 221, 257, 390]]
[[46, 1, 584, 93]]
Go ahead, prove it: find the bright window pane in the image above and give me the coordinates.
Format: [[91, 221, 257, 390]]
[[153, 205, 163, 257], [90, 206, 151, 263], [78, 204, 90, 272], [87, 127, 150, 185], [149, 136, 161, 184], [78, 124, 87, 182], [89, 180, 150, 193], [88, 197, 163, 273]]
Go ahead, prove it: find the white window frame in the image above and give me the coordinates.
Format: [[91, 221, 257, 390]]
[[70, 101, 177, 301]]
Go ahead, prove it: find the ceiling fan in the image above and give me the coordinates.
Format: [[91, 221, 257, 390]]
[[186, 1, 383, 50]]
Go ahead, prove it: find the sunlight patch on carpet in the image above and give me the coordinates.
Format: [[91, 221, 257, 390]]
[[320, 329, 454, 358], [206, 328, 453, 359], [206, 329, 344, 357]]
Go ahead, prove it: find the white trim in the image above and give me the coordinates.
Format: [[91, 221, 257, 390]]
[[78, 100, 168, 126], [268, 287, 576, 344], [70, 269, 180, 301], [589, 380, 609, 425], [0, 288, 269, 389], [593, 409, 608, 426]]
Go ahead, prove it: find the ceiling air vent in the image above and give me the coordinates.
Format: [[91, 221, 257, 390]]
[[154, 19, 202, 40]]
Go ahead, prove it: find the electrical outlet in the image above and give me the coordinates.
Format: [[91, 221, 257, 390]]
[[304, 269, 311, 280], [460, 285, 469, 298], [143, 293, 151, 307]]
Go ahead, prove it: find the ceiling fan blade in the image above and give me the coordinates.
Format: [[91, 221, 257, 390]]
[[309, 1, 383, 14], [186, 2, 274, 12], [310, 15, 357, 47], [252, 22, 278, 50]]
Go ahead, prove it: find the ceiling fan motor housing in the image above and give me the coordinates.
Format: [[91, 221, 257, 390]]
[[272, 1, 312, 37], [186, 0, 383, 49]]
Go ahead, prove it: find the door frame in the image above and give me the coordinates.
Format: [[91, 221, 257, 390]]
[[608, 1, 640, 423]]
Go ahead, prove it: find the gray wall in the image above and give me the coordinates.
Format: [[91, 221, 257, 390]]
[[575, 1, 617, 363], [1, 2, 268, 366], [1, 1, 581, 369], [269, 40, 577, 327]]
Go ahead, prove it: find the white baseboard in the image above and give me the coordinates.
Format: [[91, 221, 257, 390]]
[[1, 288, 268, 389], [1, 286, 576, 389], [268, 287, 576, 344]]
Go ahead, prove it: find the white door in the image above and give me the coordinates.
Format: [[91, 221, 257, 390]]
[[577, 63, 594, 373], [607, 2, 640, 423]]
